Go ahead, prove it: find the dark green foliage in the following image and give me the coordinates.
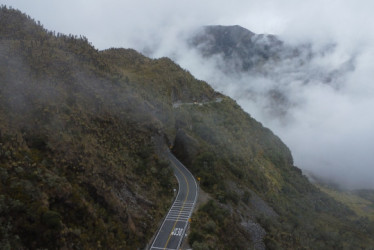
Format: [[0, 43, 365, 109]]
[[0, 6, 179, 249], [189, 200, 249, 249], [1, 5, 374, 249], [41, 210, 62, 229], [171, 77, 374, 248]]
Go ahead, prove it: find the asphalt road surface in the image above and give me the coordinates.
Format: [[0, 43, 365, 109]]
[[150, 151, 198, 250]]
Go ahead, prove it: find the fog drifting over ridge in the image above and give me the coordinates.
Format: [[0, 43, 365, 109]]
[[3, 0, 374, 189], [152, 29, 374, 189]]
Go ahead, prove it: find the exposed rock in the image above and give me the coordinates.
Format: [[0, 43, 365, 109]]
[[241, 219, 266, 250]]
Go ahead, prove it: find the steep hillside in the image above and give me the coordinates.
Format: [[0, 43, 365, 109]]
[[0, 6, 182, 249], [1, 6, 373, 249], [172, 99, 374, 249]]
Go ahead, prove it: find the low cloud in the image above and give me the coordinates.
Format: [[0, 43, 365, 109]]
[[3, 0, 374, 188], [145, 1, 374, 189], [166, 39, 374, 189]]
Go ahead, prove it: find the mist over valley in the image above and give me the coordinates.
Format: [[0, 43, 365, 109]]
[[147, 22, 374, 190]]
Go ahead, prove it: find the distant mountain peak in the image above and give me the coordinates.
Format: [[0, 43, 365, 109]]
[[189, 24, 284, 73], [202, 24, 256, 37]]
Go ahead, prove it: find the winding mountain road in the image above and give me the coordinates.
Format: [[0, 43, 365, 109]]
[[150, 151, 198, 250]]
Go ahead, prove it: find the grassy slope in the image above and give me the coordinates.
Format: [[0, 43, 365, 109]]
[[1, 6, 374, 249], [317, 185, 374, 221]]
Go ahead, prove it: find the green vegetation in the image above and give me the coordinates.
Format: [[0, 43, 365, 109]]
[[0, 6, 177, 249], [317, 185, 374, 221], [1, 5, 374, 249], [173, 98, 374, 249], [189, 200, 249, 249]]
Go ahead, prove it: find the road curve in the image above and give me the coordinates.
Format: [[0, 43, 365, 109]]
[[150, 151, 198, 250]]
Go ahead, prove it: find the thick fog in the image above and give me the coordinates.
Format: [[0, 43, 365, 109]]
[[3, 0, 374, 189]]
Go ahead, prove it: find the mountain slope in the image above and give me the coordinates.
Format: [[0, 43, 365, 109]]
[[189, 25, 290, 74], [0, 7, 179, 249], [1, 6, 373, 249]]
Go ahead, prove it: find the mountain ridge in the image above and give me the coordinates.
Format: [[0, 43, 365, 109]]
[[189, 25, 287, 74], [1, 6, 374, 249]]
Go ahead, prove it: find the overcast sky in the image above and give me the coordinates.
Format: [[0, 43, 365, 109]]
[[4, 0, 372, 49], [3, 0, 374, 189]]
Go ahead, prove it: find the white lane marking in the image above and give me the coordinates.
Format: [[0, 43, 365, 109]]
[[167, 215, 190, 218], [151, 152, 199, 250], [171, 204, 195, 207], [173, 201, 195, 204], [167, 213, 190, 216], [150, 157, 183, 250], [171, 227, 184, 236], [170, 205, 194, 209], [168, 152, 199, 250], [164, 219, 188, 222], [168, 213, 190, 216], [169, 207, 193, 211], [169, 209, 193, 212], [167, 215, 190, 219], [150, 247, 177, 250], [171, 204, 194, 207], [169, 208, 193, 211], [168, 212, 191, 215], [166, 217, 189, 221]]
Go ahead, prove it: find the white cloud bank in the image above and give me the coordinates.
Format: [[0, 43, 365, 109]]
[[3, 0, 374, 188]]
